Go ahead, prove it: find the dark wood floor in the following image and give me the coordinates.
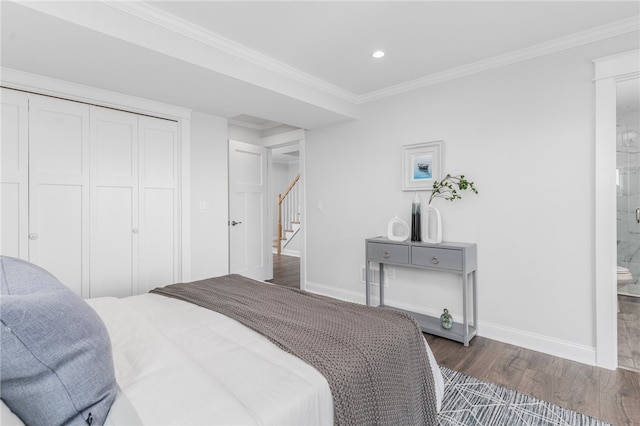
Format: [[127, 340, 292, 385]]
[[267, 254, 300, 288], [426, 334, 640, 425], [270, 255, 640, 425]]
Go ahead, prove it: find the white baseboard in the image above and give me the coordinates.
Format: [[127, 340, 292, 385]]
[[271, 247, 300, 257], [305, 280, 364, 303], [304, 280, 597, 366], [479, 321, 597, 366]]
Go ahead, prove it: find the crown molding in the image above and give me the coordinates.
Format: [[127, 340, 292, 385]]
[[104, 1, 359, 105], [358, 16, 640, 104]]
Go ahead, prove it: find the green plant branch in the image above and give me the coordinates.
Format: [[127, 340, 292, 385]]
[[428, 174, 478, 205]]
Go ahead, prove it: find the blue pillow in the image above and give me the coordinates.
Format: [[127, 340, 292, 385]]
[[0, 256, 117, 426]]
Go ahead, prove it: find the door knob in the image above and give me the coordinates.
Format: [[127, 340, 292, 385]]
[[229, 220, 242, 226], [28, 233, 38, 240], [636, 208, 640, 224]]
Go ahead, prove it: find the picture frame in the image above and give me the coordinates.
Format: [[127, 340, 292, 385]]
[[402, 141, 444, 191]]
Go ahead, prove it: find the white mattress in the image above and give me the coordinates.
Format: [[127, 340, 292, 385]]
[[2, 292, 444, 425]]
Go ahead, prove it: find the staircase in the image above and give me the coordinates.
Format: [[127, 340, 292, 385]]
[[274, 174, 301, 255]]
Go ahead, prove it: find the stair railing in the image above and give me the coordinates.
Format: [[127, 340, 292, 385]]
[[277, 174, 301, 255]]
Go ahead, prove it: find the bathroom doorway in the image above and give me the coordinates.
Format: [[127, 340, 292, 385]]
[[616, 78, 640, 371]]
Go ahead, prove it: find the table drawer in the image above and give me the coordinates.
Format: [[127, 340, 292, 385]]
[[411, 246, 462, 271], [367, 242, 409, 264]]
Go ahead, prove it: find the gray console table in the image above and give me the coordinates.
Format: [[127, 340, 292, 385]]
[[365, 237, 478, 346]]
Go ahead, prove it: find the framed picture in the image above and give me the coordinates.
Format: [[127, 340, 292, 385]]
[[402, 141, 444, 191]]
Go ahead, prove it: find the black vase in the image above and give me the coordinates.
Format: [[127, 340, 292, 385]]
[[411, 194, 421, 242]]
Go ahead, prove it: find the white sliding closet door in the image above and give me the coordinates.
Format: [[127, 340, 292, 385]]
[[28, 95, 90, 297], [1, 89, 180, 298], [138, 116, 178, 293], [90, 107, 138, 297], [90, 110, 178, 296], [1, 89, 28, 259]]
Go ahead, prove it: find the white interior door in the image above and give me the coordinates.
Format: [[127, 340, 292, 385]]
[[28, 95, 90, 296], [90, 107, 138, 298], [1, 89, 29, 260], [228, 140, 270, 281]]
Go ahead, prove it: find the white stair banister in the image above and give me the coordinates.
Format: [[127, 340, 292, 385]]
[[277, 174, 301, 254]]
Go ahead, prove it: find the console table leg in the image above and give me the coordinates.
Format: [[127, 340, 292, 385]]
[[462, 272, 469, 346], [365, 259, 371, 306], [472, 271, 478, 333], [379, 263, 385, 307]]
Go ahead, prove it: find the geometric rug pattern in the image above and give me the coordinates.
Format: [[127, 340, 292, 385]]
[[438, 367, 610, 426]]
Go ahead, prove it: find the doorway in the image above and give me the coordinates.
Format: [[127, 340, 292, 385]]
[[616, 78, 640, 371], [594, 49, 640, 370], [269, 253, 300, 288], [227, 123, 305, 289], [268, 142, 302, 289]]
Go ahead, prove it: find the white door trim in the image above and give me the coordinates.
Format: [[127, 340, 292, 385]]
[[260, 130, 306, 289], [594, 49, 640, 370]]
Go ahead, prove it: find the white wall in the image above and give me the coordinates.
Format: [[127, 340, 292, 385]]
[[304, 32, 640, 364], [190, 112, 229, 280]]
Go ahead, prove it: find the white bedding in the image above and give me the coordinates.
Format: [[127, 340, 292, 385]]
[[2, 292, 444, 425]]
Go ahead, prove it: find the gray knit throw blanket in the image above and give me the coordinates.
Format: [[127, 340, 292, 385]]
[[151, 274, 438, 425]]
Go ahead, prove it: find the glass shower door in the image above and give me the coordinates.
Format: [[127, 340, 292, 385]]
[[617, 118, 640, 296]]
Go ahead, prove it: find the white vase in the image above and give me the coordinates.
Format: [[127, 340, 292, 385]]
[[387, 215, 409, 241], [421, 203, 442, 244]]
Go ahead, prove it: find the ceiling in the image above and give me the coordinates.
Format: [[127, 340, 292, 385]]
[[1, 1, 639, 130], [150, 1, 638, 95]]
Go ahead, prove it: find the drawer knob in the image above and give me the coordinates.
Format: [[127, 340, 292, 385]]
[[431, 256, 439, 265], [383, 251, 390, 259]]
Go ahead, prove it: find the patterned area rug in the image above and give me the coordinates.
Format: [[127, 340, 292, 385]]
[[439, 367, 610, 425]]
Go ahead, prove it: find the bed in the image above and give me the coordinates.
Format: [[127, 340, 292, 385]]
[[1, 256, 443, 425]]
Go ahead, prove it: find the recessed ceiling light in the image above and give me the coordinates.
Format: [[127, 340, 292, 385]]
[[372, 50, 385, 59]]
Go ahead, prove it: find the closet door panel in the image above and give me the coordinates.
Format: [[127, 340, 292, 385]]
[[141, 126, 175, 186], [29, 96, 89, 296], [92, 187, 134, 297], [90, 107, 138, 298], [34, 109, 85, 176], [95, 113, 135, 179], [36, 184, 83, 296], [138, 117, 178, 293], [140, 188, 175, 292], [0, 89, 28, 258], [1, 94, 24, 171], [2, 183, 22, 258]]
